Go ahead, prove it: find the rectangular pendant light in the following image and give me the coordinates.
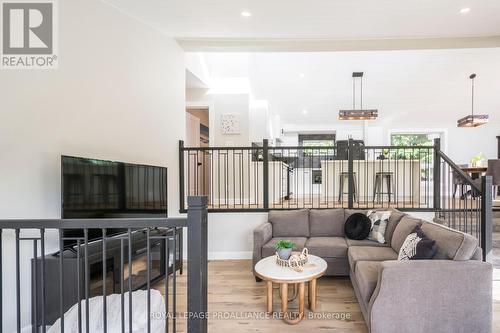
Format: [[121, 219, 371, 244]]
[[457, 73, 489, 128], [457, 114, 489, 127], [339, 72, 378, 120], [339, 109, 378, 120]]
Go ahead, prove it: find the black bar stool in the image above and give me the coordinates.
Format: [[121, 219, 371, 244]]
[[338, 172, 357, 202], [373, 172, 394, 203]]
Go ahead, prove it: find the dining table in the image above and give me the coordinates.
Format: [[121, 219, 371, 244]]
[[461, 166, 488, 180]]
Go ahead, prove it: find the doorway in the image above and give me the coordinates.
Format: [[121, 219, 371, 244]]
[[186, 107, 210, 197]]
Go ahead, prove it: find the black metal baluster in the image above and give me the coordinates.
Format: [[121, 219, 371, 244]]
[[84, 229, 89, 333], [76, 240, 81, 333], [225, 150, 229, 207], [120, 239, 125, 333], [232, 151, 236, 209], [128, 228, 133, 333], [172, 228, 177, 333], [147, 228, 151, 333], [41, 229, 46, 333], [102, 229, 107, 333], [165, 235, 170, 333], [15, 229, 21, 333], [59, 229, 64, 333], [32, 239, 37, 333]]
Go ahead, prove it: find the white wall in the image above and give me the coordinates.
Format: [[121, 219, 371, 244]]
[[207, 213, 268, 259], [249, 100, 269, 142], [185, 53, 210, 86], [0, 0, 185, 331], [186, 89, 251, 146]]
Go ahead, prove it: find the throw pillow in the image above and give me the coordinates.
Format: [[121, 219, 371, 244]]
[[366, 210, 391, 244], [398, 225, 437, 260], [344, 213, 371, 240]]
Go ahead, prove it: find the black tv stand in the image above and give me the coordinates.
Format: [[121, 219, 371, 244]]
[[31, 228, 183, 328]]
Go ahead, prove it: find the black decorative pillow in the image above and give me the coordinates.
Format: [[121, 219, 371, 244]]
[[344, 213, 371, 240], [398, 225, 437, 260]]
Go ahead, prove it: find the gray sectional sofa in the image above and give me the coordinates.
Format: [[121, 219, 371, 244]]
[[253, 208, 492, 333]]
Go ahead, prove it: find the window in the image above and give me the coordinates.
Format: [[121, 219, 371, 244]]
[[299, 134, 335, 156], [390, 133, 439, 181], [391, 134, 433, 147]]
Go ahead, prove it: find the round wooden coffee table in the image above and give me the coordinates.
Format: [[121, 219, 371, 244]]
[[254, 254, 327, 324]]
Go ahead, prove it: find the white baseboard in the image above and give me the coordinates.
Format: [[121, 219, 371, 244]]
[[208, 251, 252, 260]]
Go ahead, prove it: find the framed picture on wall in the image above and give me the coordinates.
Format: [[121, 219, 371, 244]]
[[220, 114, 241, 135]]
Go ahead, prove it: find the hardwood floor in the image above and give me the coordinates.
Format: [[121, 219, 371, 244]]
[[203, 196, 479, 211], [154, 260, 367, 332], [145, 212, 500, 332], [153, 255, 500, 332]]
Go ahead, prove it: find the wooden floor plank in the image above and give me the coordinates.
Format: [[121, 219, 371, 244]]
[[153, 257, 500, 332]]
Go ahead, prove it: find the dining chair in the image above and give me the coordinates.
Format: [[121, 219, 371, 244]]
[[486, 159, 500, 199]]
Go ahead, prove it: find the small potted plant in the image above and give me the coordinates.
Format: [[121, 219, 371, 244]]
[[275, 240, 295, 260], [471, 153, 485, 167]]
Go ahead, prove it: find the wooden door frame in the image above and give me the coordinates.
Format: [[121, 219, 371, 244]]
[[186, 101, 214, 146]]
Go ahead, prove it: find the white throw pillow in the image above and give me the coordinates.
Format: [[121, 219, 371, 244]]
[[366, 210, 391, 244], [398, 232, 422, 260]]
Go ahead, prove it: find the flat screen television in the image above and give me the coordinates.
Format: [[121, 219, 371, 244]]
[[61, 155, 168, 248]]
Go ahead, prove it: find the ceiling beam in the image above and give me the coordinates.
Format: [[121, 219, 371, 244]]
[[177, 35, 500, 52]]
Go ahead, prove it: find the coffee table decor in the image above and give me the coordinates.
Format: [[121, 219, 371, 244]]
[[276, 248, 309, 271]]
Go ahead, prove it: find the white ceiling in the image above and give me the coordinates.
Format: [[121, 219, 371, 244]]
[[200, 49, 500, 126], [104, 0, 500, 40]]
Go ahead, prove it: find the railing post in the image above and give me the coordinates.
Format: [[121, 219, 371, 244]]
[[433, 138, 441, 210], [497, 136, 500, 196], [0, 230, 2, 333], [481, 176, 493, 262], [187, 196, 208, 333], [263, 139, 269, 210], [179, 140, 186, 213], [347, 138, 354, 209]]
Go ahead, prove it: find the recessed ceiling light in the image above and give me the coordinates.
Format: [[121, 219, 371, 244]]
[[460, 8, 471, 14], [299, 73, 305, 78], [241, 11, 252, 17], [302, 109, 308, 115]]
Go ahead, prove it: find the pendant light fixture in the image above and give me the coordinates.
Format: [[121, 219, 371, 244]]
[[457, 73, 489, 127], [339, 72, 378, 120]]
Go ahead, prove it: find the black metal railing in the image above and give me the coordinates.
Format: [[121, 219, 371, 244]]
[[180, 139, 436, 212], [434, 148, 493, 261], [180, 139, 493, 261], [0, 196, 208, 333]]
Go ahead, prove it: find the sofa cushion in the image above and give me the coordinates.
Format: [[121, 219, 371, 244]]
[[382, 209, 406, 245], [348, 246, 398, 272], [391, 215, 423, 252], [346, 239, 389, 248], [262, 237, 307, 258], [354, 261, 381, 305], [269, 209, 309, 237], [309, 209, 345, 237], [305, 237, 348, 258], [421, 221, 478, 260]]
